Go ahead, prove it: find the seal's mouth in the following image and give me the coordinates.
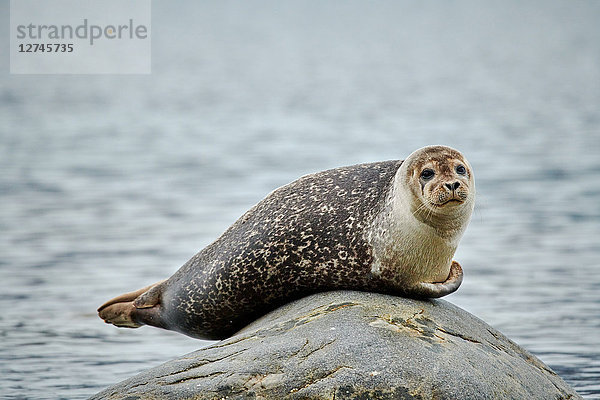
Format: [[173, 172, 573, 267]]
[[436, 199, 464, 207]]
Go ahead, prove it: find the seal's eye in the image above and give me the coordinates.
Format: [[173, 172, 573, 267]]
[[420, 169, 435, 180], [456, 165, 466, 175]]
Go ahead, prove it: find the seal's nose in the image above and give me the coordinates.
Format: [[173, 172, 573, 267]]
[[445, 182, 460, 190]]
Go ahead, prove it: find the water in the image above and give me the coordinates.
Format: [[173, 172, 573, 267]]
[[1, 1, 599, 398]]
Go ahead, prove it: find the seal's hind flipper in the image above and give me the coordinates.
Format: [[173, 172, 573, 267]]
[[97, 301, 141, 328], [133, 280, 165, 308], [97, 280, 166, 328]]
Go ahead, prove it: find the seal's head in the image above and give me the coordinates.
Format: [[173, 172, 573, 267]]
[[396, 145, 475, 234]]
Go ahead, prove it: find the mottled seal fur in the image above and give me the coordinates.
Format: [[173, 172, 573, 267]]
[[98, 145, 475, 339]]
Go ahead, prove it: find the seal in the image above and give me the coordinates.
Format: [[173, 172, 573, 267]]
[[98, 145, 475, 339]]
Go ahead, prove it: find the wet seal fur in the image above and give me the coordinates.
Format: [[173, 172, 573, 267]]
[[98, 145, 475, 339]]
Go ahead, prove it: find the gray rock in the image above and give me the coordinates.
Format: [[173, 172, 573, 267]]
[[91, 291, 582, 400]]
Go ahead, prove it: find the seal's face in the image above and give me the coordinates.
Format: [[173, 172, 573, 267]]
[[400, 146, 475, 222]]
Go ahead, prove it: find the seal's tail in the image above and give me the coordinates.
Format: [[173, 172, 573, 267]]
[[98, 280, 166, 328]]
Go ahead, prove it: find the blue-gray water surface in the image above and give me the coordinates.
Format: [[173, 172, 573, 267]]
[[1, 1, 599, 399]]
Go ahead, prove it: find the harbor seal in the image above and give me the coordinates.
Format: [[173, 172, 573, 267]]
[[98, 145, 475, 339]]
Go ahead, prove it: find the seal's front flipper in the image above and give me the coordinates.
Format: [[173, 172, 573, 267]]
[[97, 280, 166, 328], [409, 261, 463, 298]]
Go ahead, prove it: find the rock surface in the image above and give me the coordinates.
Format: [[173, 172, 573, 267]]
[[91, 291, 582, 400]]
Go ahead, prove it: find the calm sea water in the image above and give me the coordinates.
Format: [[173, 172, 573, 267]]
[[1, 1, 599, 399]]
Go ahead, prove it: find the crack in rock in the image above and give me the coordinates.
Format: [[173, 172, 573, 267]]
[[436, 327, 482, 344], [297, 339, 337, 361], [163, 371, 226, 386], [262, 302, 360, 335], [290, 365, 355, 394]]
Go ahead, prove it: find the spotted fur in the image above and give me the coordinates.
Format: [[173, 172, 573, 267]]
[[99, 146, 474, 340], [155, 161, 401, 338]]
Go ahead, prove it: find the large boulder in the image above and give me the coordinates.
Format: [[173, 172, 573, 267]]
[[91, 291, 582, 400]]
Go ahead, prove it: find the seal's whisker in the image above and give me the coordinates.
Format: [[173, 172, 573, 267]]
[[412, 202, 429, 217]]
